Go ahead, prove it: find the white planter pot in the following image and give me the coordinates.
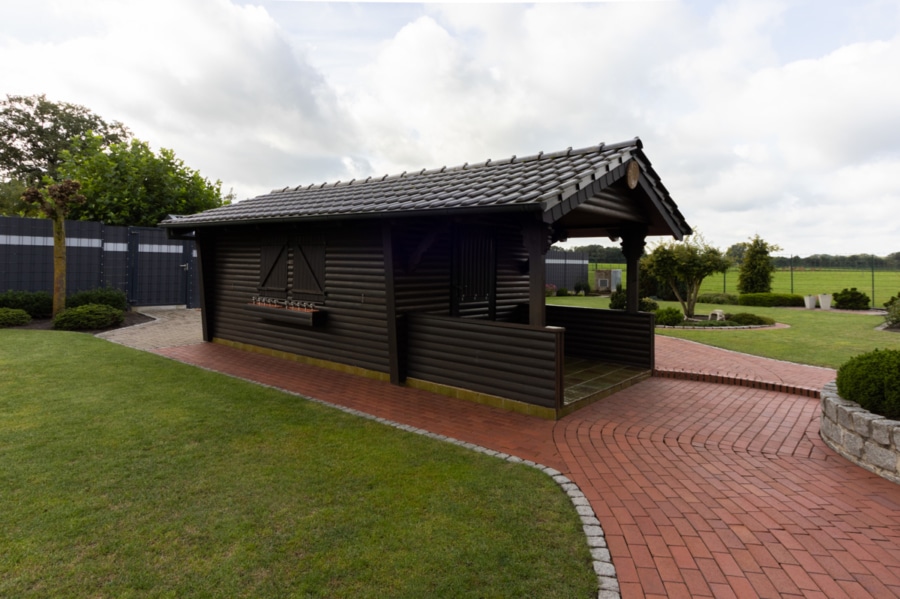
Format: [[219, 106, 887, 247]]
[[804, 295, 817, 309], [818, 294, 832, 310]]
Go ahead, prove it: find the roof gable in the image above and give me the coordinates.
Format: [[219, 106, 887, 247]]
[[163, 137, 691, 240]]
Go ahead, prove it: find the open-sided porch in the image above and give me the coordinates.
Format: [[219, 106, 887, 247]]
[[403, 304, 655, 419]]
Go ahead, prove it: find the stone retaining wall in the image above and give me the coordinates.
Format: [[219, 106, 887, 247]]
[[820, 382, 900, 485]]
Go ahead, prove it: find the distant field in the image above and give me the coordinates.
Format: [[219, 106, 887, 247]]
[[699, 268, 900, 308], [587, 264, 900, 307]]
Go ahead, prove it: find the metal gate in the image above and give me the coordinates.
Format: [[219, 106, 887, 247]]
[[127, 227, 197, 307]]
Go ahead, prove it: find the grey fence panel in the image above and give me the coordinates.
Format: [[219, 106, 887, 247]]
[[0, 216, 198, 308], [545, 251, 589, 292]]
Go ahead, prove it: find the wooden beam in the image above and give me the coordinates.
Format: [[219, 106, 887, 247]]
[[620, 226, 647, 313], [523, 220, 547, 327]]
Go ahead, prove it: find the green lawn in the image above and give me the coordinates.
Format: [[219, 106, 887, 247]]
[[0, 331, 595, 598], [548, 295, 899, 369]]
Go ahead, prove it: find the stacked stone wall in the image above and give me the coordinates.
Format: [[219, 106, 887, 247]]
[[820, 382, 900, 485]]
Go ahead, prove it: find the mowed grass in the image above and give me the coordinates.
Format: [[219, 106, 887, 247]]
[[547, 295, 900, 369], [0, 331, 595, 598]]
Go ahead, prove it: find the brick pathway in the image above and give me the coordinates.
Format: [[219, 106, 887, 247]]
[[118, 310, 900, 598]]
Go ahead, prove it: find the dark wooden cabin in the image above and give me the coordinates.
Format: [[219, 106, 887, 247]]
[[163, 138, 691, 419]]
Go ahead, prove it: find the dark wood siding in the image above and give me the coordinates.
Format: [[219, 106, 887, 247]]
[[209, 223, 390, 373], [392, 219, 529, 322], [406, 313, 563, 408], [546, 305, 655, 369], [392, 222, 452, 315]]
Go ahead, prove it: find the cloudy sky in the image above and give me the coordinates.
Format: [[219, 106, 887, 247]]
[[1, 0, 898, 257]]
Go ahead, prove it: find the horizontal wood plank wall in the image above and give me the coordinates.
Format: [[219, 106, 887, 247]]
[[406, 314, 562, 408], [392, 220, 530, 322], [209, 224, 391, 373], [494, 223, 530, 322], [546, 305, 655, 369], [393, 222, 452, 316]]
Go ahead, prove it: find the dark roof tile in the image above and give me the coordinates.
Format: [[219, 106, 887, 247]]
[[162, 138, 690, 238]]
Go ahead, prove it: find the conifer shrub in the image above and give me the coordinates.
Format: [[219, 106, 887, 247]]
[[654, 307, 684, 326], [0, 290, 53, 318], [609, 286, 658, 311], [836, 349, 900, 418], [66, 287, 128, 311], [52, 304, 124, 331], [0, 307, 31, 327], [832, 288, 870, 310]]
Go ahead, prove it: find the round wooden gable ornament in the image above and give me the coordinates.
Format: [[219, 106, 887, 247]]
[[626, 160, 640, 189]]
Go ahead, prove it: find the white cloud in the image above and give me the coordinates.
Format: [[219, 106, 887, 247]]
[[0, 0, 898, 255]]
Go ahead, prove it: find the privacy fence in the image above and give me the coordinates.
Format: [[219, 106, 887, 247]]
[[545, 251, 589, 292], [0, 216, 199, 308]]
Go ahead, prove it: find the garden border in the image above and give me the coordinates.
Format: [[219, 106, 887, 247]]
[[820, 382, 900, 485]]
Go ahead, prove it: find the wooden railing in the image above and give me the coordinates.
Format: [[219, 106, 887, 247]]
[[546, 305, 654, 370], [405, 314, 563, 409]]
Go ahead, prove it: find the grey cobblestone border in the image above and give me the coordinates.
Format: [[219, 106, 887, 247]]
[[820, 382, 900, 485]]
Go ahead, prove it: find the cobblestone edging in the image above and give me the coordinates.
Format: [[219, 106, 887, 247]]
[[820, 382, 900, 485], [170, 367, 621, 599]]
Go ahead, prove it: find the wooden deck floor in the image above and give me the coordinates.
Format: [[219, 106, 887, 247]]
[[562, 357, 649, 406]]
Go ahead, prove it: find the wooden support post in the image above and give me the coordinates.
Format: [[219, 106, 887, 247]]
[[620, 227, 647, 313], [524, 221, 548, 327]]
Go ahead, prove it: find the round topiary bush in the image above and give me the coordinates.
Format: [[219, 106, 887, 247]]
[[725, 312, 775, 326], [52, 303, 124, 331], [832, 287, 871, 310], [0, 307, 31, 328], [655, 307, 684, 326], [836, 349, 900, 419]]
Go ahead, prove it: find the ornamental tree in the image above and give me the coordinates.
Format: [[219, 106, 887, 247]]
[[22, 179, 86, 317], [737, 235, 781, 294], [641, 235, 730, 318]]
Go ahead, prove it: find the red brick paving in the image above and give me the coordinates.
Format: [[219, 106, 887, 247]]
[[156, 338, 900, 599]]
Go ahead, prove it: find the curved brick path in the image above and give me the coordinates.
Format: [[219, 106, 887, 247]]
[[112, 310, 900, 598]]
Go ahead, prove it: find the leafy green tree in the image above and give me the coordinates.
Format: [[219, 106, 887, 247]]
[[22, 180, 86, 317], [0, 94, 129, 185], [725, 242, 748, 265], [59, 134, 226, 227], [641, 235, 730, 317], [0, 178, 40, 217], [737, 235, 781, 294]]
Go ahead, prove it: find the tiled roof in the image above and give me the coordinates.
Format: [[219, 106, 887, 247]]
[[162, 138, 689, 237]]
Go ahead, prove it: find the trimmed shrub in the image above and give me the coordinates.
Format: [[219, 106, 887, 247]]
[[885, 303, 900, 328], [0, 290, 53, 319], [556, 288, 569, 297], [832, 287, 870, 310], [0, 307, 31, 327], [573, 280, 590, 295], [654, 307, 684, 326], [836, 349, 900, 418], [66, 287, 128, 311], [52, 304, 124, 331], [884, 292, 900, 309], [738, 293, 805, 307], [697, 293, 739, 305], [610, 286, 658, 311], [725, 312, 776, 326]]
